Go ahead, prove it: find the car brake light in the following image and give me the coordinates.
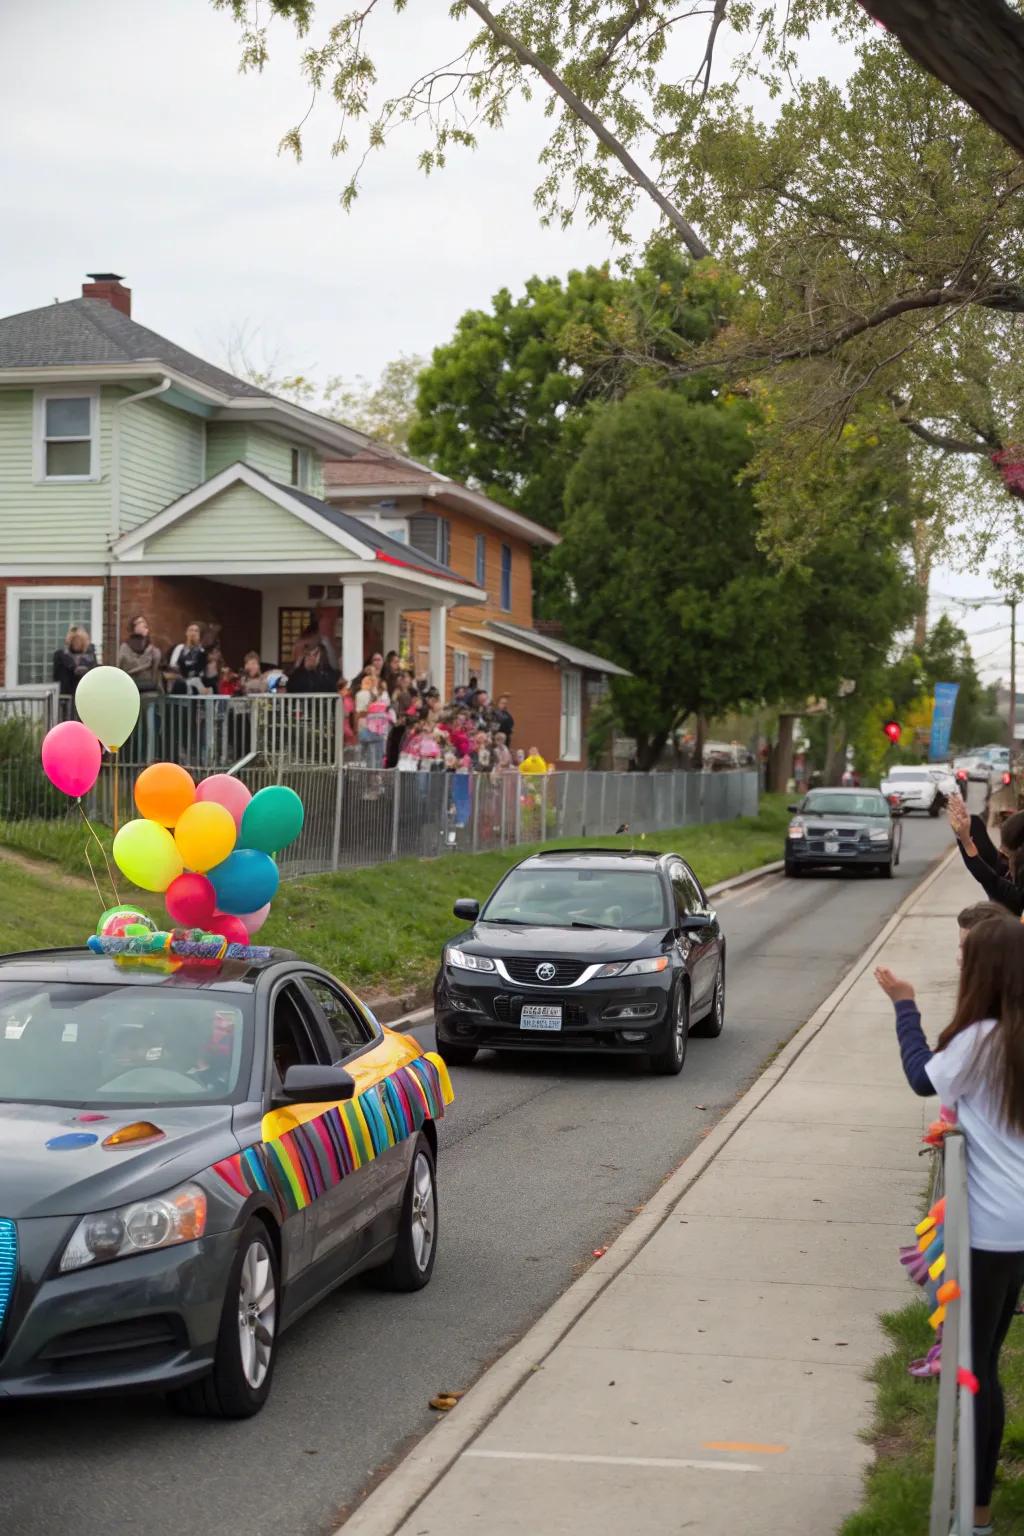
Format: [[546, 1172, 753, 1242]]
[[1003, 772, 1012, 785]]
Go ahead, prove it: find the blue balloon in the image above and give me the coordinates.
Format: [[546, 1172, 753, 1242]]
[[208, 849, 279, 916]]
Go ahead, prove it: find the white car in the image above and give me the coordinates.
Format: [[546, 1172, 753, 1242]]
[[926, 763, 958, 800], [879, 766, 944, 816], [954, 754, 995, 783]]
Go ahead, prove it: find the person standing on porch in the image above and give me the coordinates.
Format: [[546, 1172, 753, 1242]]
[[117, 615, 164, 694], [52, 625, 97, 697]]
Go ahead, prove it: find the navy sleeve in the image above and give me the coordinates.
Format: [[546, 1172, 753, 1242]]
[[968, 816, 1005, 874], [957, 845, 1024, 914], [894, 999, 936, 1097]]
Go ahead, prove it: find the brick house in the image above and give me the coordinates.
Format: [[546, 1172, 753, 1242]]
[[0, 273, 624, 766], [323, 455, 628, 766]]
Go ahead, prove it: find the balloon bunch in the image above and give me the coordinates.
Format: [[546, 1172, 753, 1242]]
[[113, 767, 304, 944]]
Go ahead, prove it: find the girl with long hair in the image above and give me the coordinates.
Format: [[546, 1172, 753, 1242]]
[[876, 916, 1024, 1536]]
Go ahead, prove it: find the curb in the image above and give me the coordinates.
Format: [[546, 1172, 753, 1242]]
[[706, 858, 783, 897], [335, 843, 958, 1535]]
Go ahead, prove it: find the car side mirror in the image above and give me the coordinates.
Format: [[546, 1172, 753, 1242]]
[[277, 1064, 356, 1106], [787, 803, 799, 813], [453, 898, 480, 921], [679, 914, 713, 934]]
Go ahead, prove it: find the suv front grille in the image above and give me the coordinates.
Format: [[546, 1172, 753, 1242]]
[[502, 957, 587, 986]]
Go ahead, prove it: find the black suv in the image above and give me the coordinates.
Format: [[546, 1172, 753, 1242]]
[[434, 849, 725, 1076]]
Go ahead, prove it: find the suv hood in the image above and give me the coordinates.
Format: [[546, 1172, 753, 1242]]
[[0, 1102, 237, 1220], [457, 923, 665, 960]]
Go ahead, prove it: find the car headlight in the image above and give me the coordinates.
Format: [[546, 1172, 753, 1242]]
[[59, 1182, 208, 1273], [787, 821, 805, 839], [868, 829, 890, 843], [446, 947, 496, 972], [594, 956, 670, 978]]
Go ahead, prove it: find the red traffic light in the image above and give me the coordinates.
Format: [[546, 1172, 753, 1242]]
[[882, 720, 902, 744]]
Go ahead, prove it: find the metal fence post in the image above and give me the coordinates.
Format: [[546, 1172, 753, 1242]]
[[540, 773, 548, 843], [514, 779, 522, 845], [390, 768, 401, 859], [331, 708, 345, 871], [500, 776, 508, 848], [929, 1130, 975, 1536], [471, 775, 480, 853], [599, 772, 608, 834]]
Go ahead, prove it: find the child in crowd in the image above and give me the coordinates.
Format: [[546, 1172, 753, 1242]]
[[875, 914, 1024, 1536]]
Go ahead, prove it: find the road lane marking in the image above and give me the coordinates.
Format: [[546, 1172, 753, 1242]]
[[702, 1441, 788, 1455], [464, 1450, 761, 1474]]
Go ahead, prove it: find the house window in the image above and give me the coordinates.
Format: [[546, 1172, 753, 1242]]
[[35, 391, 98, 481], [409, 515, 451, 565], [500, 544, 512, 610], [278, 606, 313, 667], [453, 649, 470, 688], [290, 447, 311, 489], [6, 587, 102, 688], [480, 653, 494, 694], [559, 668, 582, 762], [475, 534, 487, 589]]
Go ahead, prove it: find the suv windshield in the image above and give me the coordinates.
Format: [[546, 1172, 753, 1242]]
[[802, 792, 888, 817], [0, 982, 252, 1107], [483, 867, 669, 930]]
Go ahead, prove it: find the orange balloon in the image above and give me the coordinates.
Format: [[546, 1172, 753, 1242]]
[[134, 762, 197, 828]]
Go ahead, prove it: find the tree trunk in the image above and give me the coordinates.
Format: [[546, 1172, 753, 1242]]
[[824, 717, 847, 785], [864, 0, 1024, 162], [769, 714, 796, 793], [635, 730, 667, 771], [693, 713, 708, 771], [912, 517, 932, 651]]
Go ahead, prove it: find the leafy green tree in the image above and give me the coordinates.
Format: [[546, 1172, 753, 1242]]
[[408, 243, 730, 532], [552, 389, 917, 767]]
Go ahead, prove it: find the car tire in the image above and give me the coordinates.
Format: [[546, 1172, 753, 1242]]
[[435, 1038, 478, 1067], [169, 1217, 279, 1420], [373, 1135, 438, 1292], [878, 860, 894, 878], [929, 798, 941, 818], [692, 965, 725, 1039], [784, 860, 802, 878], [649, 984, 689, 1075]]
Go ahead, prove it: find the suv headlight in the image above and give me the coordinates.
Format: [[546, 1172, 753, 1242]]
[[446, 947, 496, 972], [787, 821, 805, 839], [594, 956, 670, 978], [60, 1182, 208, 1273], [869, 829, 891, 842]]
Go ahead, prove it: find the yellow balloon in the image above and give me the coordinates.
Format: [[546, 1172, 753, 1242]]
[[113, 819, 184, 894], [174, 801, 237, 873]]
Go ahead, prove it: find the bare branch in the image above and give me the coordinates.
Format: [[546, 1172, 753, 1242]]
[[460, 0, 711, 260], [899, 418, 992, 454], [691, 0, 729, 106]]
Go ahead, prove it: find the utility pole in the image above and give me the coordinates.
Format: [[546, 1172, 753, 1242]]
[[1011, 596, 1018, 760]]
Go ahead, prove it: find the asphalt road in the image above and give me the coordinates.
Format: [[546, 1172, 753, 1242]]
[[1, 805, 958, 1536]]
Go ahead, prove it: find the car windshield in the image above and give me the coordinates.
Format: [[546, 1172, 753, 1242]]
[[482, 867, 669, 930], [887, 770, 931, 782], [802, 792, 888, 817], [0, 982, 252, 1107]]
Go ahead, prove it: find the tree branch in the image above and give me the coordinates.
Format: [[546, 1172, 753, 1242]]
[[899, 418, 992, 454], [692, 0, 729, 105], [460, 0, 711, 260]]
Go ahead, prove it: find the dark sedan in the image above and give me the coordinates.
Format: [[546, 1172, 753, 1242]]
[[784, 788, 901, 878], [0, 948, 452, 1416], [434, 848, 725, 1076]]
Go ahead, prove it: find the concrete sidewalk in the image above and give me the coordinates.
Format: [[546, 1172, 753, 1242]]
[[343, 852, 974, 1536]]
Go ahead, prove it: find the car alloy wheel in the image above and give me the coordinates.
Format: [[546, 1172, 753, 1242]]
[[692, 964, 725, 1039], [410, 1150, 437, 1273], [650, 984, 689, 1075], [237, 1236, 277, 1391]]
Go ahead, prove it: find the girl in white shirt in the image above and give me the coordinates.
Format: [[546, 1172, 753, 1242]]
[[876, 916, 1024, 1536]]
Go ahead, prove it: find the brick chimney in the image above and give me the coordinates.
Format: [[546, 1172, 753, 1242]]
[[82, 272, 131, 317]]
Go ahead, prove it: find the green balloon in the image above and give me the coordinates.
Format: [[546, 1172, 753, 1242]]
[[240, 786, 304, 854]]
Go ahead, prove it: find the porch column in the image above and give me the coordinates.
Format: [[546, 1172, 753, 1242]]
[[342, 580, 365, 682], [428, 602, 447, 691], [383, 600, 402, 658]]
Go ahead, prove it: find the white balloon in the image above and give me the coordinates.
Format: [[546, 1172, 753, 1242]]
[[75, 666, 141, 749]]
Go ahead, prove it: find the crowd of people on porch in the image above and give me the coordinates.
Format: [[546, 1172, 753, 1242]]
[[52, 615, 549, 776]]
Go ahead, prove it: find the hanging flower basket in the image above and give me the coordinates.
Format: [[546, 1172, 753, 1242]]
[[991, 447, 1024, 498]]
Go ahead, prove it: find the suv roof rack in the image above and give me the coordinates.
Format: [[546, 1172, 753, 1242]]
[[526, 847, 662, 859]]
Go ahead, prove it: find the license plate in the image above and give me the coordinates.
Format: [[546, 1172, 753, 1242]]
[[520, 1005, 563, 1032], [825, 840, 839, 854]]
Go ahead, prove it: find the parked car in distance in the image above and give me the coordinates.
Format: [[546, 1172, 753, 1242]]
[[0, 948, 449, 1417], [435, 848, 725, 1077], [879, 766, 945, 816], [954, 753, 995, 783], [785, 788, 901, 878]]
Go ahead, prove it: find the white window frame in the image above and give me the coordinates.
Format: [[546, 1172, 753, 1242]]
[[290, 446, 312, 490], [479, 652, 494, 694], [453, 648, 470, 688], [33, 387, 100, 483], [559, 667, 582, 762], [5, 585, 104, 691]]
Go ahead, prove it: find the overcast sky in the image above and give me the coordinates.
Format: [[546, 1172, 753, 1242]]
[[0, 0, 1013, 687]]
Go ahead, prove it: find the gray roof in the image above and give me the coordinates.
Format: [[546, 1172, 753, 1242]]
[[0, 297, 270, 399], [485, 620, 630, 677], [272, 481, 464, 582]]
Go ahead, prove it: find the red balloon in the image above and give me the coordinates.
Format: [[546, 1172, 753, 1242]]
[[166, 872, 216, 928], [208, 912, 249, 945]]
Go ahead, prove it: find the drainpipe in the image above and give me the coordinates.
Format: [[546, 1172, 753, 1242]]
[[110, 376, 172, 659]]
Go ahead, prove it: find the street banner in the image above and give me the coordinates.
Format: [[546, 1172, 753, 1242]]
[[930, 682, 960, 761]]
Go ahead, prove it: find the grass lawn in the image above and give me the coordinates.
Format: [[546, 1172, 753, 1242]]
[[0, 793, 789, 997], [841, 1301, 1024, 1536]]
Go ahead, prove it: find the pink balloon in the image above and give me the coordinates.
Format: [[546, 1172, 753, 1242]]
[[41, 720, 102, 799], [208, 912, 249, 945], [196, 774, 252, 831], [235, 902, 271, 935], [166, 872, 217, 928]]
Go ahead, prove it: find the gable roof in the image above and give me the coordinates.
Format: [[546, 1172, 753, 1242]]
[[482, 620, 631, 677], [273, 482, 456, 579], [0, 298, 270, 399]]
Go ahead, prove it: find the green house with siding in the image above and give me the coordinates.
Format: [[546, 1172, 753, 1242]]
[[0, 274, 484, 692]]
